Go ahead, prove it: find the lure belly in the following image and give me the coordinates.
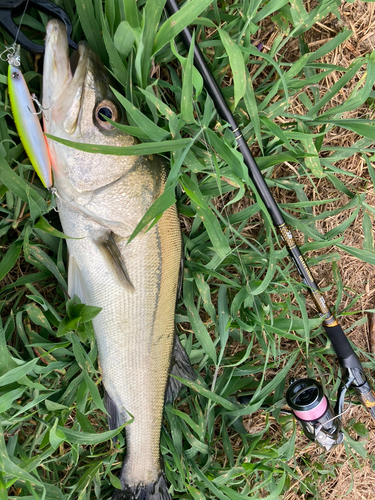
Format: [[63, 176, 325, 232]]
[[8, 63, 52, 189]]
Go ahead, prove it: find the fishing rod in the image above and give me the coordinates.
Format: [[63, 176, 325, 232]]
[[165, 0, 375, 448]]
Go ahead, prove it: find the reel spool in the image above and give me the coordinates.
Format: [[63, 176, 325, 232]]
[[286, 378, 344, 450]]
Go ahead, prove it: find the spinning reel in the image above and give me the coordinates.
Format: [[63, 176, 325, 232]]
[[286, 357, 375, 450], [286, 378, 343, 450], [239, 355, 375, 450]]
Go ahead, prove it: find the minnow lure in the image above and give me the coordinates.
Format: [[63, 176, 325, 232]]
[[6, 45, 52, 189]]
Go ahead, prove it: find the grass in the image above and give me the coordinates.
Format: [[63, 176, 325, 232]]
[[1, 0, 375, 499]]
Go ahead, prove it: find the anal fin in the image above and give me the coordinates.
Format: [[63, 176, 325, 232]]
[[165, 335, 196, 404], [104, 390, 124, 443]]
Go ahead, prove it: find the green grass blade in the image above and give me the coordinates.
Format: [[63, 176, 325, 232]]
[[45, 134, 191, 155], [154, 0, 214, 54]]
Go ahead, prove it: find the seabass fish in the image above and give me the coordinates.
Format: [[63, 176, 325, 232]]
[[43, 20, 193, 500]]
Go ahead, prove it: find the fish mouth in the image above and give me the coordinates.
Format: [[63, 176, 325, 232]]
[[43, 20, 91, 136]]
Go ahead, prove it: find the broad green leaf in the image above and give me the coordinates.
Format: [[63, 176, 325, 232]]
[[181, 29, 195, 123], [243, 72, 263, 154], [138, 0, 165, 87], [0, 387, 25, 413], [123, 0, 141, 28], [57, 316, 81, 337], [71, 336, 106, 414], [75, 0, 107, 63], [325, 205, 360, 239], [289, 0, 308, 25], [60, 423, 126, 445], [301, 136, 323, 177], [204, 128, 247, 180], [34, 217, 74, 239], [363, 213, 374, 252], [336, 243, 375, 265], [307, 30, 352, 62], [101, 14, 128, 86], [28, 245, 67, 290], [306, 58, 364, 117], [0, 239, 22, 281], [154, 0, 214, 53], [183, 269, 217, 363], [49, 418, 66, 448], [0, 153, 47, 212], [138, 87, 180, 138], [218, 285, 230, 352], [173, 375, 237, 411], [127, 185, 176, 244], [218, 28, 247, 109], [0, 430, 42, 487], [181, 174, 231, 259], [260, 116, 294, 151], [111, 87, 169, 141], [0, 359, 38, 388], [114, 21, 136, 57]]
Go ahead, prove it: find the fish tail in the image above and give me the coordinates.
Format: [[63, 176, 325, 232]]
[[111, 472, 171, 500]]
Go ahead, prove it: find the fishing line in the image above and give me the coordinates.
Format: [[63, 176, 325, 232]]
[[0, 0, 30, 64], [13, 0, 31, 47]]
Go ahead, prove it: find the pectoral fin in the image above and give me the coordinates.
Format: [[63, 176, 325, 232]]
[[96, 232, 135, 291], [165, 335, 196, 404]]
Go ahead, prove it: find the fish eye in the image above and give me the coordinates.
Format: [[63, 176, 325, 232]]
[[95, 100, 118, 130]]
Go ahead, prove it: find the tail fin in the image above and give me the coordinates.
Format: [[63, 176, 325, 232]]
[[111, 473, 171, 500]]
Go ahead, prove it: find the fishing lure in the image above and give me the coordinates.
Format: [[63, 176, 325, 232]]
[[6, 44, 52, 188]]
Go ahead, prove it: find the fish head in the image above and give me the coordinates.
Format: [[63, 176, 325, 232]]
[[43, 20, 137, 194]]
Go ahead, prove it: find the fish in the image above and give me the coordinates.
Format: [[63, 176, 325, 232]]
[[42, 20, 194, 500]]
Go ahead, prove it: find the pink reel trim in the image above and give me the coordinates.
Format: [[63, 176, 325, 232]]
[[294, 396, 328, 421]]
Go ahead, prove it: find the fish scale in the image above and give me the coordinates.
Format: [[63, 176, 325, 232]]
[[43, 19, 193, 500]]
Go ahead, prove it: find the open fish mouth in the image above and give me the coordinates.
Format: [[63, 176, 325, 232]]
[[43, 20, 91, 136]]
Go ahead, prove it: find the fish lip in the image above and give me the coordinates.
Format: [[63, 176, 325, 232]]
[[43, 20, 90, 132], [43, 20, 71, 107]]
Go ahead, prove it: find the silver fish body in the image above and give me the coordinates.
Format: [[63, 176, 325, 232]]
[[43, 20, 192, 500]]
